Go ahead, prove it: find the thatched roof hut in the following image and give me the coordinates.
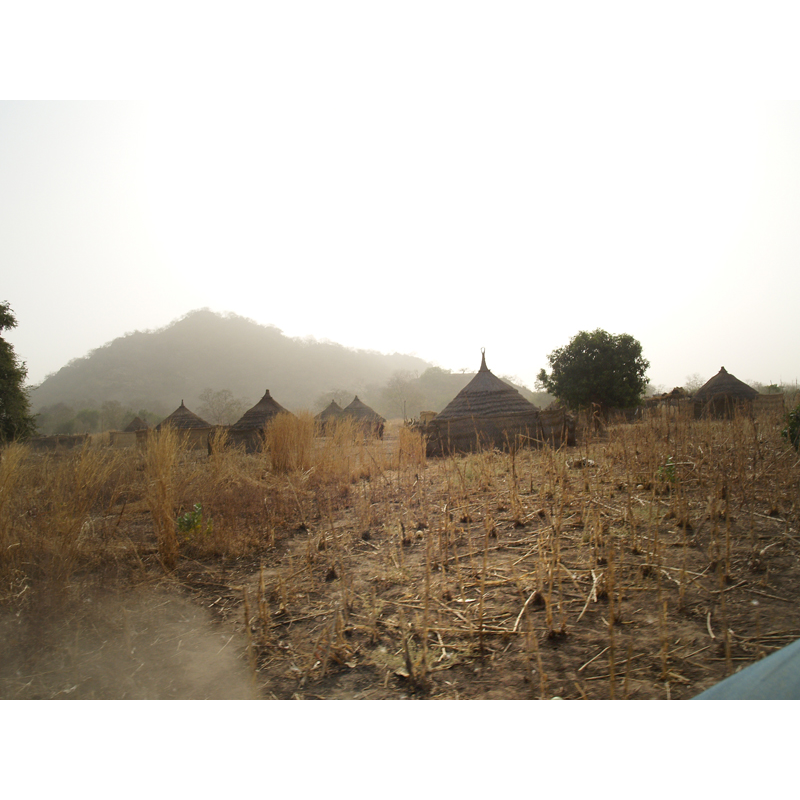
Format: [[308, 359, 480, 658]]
[[232, 390, 291, 431], [124, 416, 149, 432], [315, 400, 346, 430], [342, 396, 385, 437], [424, 351, 570, 455], [109, 415, 151, 449], [693, 367, 759, 418], [343, 396, 385, 423], [229, 389, 292, 452], [154, 401, 213, 450], [435, 352, 536, 420], [156, 401, 211, 431]]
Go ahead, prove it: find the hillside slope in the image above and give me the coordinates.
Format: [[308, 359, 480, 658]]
[[30, 309, 433, 416]]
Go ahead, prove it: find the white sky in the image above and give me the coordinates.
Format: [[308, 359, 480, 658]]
[[2, 3, 800, 393]]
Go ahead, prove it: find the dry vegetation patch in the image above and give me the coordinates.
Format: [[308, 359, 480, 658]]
[[2, 409, 799, 699]]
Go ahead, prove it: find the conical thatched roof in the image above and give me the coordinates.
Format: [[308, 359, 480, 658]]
[[316, 400, 345, 423], [124, 416, 149, 432], [231, 389, 291, 430], [693, 367, 758, 402], [343, 396, 385, 423], [156, 401, 211, 431], [435, 351, 537, 420]]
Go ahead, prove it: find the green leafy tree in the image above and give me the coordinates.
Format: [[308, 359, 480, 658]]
[[0, 302, 37, 442], [783, 403, 800, 450], [537, 329, 649, 415]]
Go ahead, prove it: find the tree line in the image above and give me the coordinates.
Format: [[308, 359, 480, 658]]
[[5, 301, 797, 443]]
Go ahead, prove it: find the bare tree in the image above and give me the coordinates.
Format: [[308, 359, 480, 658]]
[[684, 373, 706, 394], [198, 388, 249, 425]]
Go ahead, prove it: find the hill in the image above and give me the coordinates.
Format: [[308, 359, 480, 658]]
[[30, 309, 432, 419], [29, 309, 551, 434]]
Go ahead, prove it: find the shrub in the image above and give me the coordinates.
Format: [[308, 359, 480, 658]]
[[177, 503, 212, 538], [782, 403, 800, 450]]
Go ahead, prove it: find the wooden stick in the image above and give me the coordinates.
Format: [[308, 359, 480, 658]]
[[578, 645, 610, 672], [744, 587, 794, 603], [511, 590, 539, 633], [576, 570, 601, 623]]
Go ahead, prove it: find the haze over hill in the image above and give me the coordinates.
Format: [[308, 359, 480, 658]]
[[31, 309, 429, 414], [30, 309, 548, 432]]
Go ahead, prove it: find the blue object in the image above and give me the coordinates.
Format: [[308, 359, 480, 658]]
[[693, 637, 800, 699]]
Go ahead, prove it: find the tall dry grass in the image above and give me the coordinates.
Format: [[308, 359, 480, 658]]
[[1, 441, 125, 604], [263, 412, 315, 474], [0, 442, 27, 554], [143, 425, 182, 570]]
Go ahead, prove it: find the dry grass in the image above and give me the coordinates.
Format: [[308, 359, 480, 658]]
[[1, 442, 126, 605], [2, 407, 800, 699], [263, 411, 316, 474]]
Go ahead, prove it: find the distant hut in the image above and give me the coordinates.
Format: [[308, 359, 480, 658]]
[[315, 400, 346, 432], [343, 396, 385, 438], [155, 401, 213, 450], [693, 367, 759, 419], [229, 389, 293, 452], [424, 350, 571, 456], [124, 416, 150, 432], [111, 415, 150, 449]]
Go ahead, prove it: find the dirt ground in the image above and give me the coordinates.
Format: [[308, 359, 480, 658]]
[[3, 414, 799, 700], [197, 450, 800, 700]]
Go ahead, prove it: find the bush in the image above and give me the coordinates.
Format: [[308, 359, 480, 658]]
[[782, 403, 800, 450]]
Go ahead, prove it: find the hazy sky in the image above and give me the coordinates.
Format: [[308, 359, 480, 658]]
[[3, 4, 800, 394]]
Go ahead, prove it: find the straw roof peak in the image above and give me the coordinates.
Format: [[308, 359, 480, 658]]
[[343, 395, 385, 423], [435, 351, 537, 420], [124, 416, 149, 432], [316, 400, 345, 423], [156, 401, 211, 431], [231, 388, 291, 430], [694, 366, 758, 402]]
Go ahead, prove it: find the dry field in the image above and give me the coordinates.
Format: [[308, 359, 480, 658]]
[[2, 409, 799, 700]]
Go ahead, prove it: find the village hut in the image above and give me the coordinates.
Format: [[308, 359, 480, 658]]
[[111, 415, 150, 449], [229, 389, 293, 453], [124, 416, 150, 432], [693, 367, 759, 419], [155, 401, 213, 450], [342, 396, 385, 438], [315, 400, 346, 432], [424, 351, 570, 456]]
